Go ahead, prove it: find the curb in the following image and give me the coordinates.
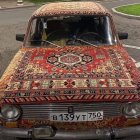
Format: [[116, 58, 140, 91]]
[[97, 0, 117, 3], [0, 0, 115, 11], [124, 44, 140, 50], [112, 3, 140, 20], [0, 4, 36, 11]]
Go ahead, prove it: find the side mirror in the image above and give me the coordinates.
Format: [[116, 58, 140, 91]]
[[16, 34, 25, 42], [118, 32, 128, 40]]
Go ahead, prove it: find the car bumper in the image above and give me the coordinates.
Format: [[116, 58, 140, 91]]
[[1, 125, 140, 139]]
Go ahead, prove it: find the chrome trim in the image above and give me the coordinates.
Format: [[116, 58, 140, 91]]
[[113, 126, 140, 138], [0, 127, 31, 138], [1, 126, 140, 139], [33, 126, 55, 138], [0, 114, 3, 118], [21, 102, 122, 119]]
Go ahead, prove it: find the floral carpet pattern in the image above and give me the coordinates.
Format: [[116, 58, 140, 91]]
[[0, 46, 140, 103], [33, 2, 110, 18]]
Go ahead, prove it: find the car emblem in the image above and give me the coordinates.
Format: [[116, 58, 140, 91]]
[[68, 106, 74, 114]]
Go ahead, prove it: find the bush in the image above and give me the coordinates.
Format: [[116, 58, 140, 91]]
[[26, 0, 79, 3]]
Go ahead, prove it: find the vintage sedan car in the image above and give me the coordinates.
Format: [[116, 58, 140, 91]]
[[0, 1, 140, 140]]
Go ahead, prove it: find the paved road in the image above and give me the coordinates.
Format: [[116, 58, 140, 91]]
[[0, 7, 37, 77], [0, 7, 35, 26], [103, 0, 140, 44], [102, 0, 140, 47], [101, 0, 140, 70], [102, 0, 140, 9]]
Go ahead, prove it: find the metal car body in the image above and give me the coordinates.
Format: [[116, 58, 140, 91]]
[[0, 1, 140, 140]]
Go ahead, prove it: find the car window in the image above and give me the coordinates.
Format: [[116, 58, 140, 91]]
[[27, 15, 115, 47]]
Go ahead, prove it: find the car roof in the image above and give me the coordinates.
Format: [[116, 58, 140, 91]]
[[32, 1, 111, 18]]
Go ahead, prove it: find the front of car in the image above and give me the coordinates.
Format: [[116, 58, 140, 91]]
[[0, 2, 140, 140]]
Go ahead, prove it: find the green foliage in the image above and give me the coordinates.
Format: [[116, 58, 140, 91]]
[[26, 0, 78, 4], [116, 4, 140, 16]]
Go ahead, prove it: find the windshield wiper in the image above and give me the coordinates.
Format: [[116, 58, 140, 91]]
[[68, 35, 98, 47], [45, 40, 62, 48], [76, 38, 98, 47], [30, 40, 62, 48]]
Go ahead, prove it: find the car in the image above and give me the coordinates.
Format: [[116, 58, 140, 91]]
[[0, 1, 140, 140]]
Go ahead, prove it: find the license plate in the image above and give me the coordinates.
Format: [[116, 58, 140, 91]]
[[50, 111, 103, 122]]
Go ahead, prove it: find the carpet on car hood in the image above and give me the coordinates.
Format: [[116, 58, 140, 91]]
[[0, 45, 140, 103]]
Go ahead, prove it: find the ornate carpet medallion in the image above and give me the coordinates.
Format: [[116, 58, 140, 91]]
[[0, 46, 140, 103], [47, 51, 93, 70]]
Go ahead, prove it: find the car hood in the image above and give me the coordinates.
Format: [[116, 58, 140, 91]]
[[0, 45, 140, 104]]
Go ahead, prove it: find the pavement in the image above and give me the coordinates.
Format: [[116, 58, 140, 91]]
[[101, 0, 140, 9], [101, 0, 140, 70], [101, 0, 140, 47], [0, 0, 140, 9], [0, 0, 35, 9]]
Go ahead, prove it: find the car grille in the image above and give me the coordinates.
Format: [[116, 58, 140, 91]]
[[21, 102, 122, 119]]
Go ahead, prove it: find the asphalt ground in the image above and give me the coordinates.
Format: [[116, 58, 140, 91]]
[[101, 0, 140, 70], [0, 7, 35, 77]]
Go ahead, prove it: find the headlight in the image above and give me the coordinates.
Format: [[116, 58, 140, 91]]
[[1, 105, 21, 121], [122, 102, 140, 118]]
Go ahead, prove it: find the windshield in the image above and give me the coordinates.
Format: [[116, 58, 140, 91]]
[[26, 15, 115, 47]]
